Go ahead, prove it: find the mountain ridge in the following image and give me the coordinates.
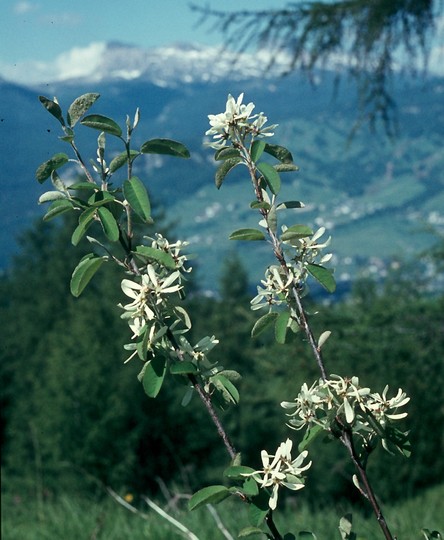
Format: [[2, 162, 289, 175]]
[[1, 45, 443, 291], [1, 41, 290, 87]]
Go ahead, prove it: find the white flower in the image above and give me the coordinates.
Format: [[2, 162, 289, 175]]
[[367, 386, 410, 421], [205, 93, 277, 149], [120, 265, 182, 332], [148, 233, 191, 272], [251, 113, 277, 138], [283, 376, 410, 458], [242, 438, 311, 510]]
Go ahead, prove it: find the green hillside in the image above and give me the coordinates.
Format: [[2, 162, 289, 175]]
[[1, 73, 443, 290]]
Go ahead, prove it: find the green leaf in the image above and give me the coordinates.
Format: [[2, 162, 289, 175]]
[[212, 374, 239, 404], [68, 181, 98, 191], [215, 157, 242, 188], [238, 526, 266, 537], [142, 356, 167, 398], [298, 533, 317, 539], [242, 477, 259, 497], [267, 204, 277, 234], [298, 424, 324, 452], [123, 176, 152, 222], [251, 140, 266, 162], [224, 466, 255, 479], [339, 514, 355, 540], [174, 305, 192, 330], [214, 147, 241, 161], [109, 150, 139, 173], [421, 530, 442, 540], [306, 263, 336, 293], [42, 199, 73, 221], [248, 490, 269, 527], [36, 153, 69, 183], [67, 93, 100, 127], [274, 163, 299, 173], [275, 311, 291, 344], [251, 312, 278, 338], [343, 398, 355, 424], [81, 114, 122, 137], [88, 190, 115, 207], [97, 206, 120, 242], [264, 143, 294, 163], [134, 246, 176, 269], [318, 330, 332, 350], [229, 229, 265, 241], [188, 486, 231, 511], [38, 191, 67, 204], [140, 138, 190, 158], [181, 387, 194, 407], [250, 200, 271, 210], [38, 96, 65, 126], [70, 254, 106, 297], [170, 361, 198, 375], [59, 133, 74, 143], [281, 225, 313, 243], [277, 201, 304, 210], [257, 162, 281, 195], [71, 208, 96, 246]]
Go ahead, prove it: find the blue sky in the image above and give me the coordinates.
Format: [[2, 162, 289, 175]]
[[1, 0, 443, 84], [1, 1, 276, 63]]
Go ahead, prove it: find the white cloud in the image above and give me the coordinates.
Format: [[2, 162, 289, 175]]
[[52, 42, 106, 80], [14, 1, 39, 15], [0, 42, 106, 85]]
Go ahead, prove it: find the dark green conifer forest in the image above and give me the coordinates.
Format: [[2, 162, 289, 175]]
[[1, 215, 443, 507]]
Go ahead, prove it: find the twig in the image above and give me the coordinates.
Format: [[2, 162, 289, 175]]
[[106, 486, 150, 519], [142, 495, 200, 540], [207, 504, 235, 540], [243, 140, 328, 380], [340, 429, 395, 540]]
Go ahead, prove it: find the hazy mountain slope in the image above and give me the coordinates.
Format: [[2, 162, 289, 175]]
[[0, 43, 443, 292]]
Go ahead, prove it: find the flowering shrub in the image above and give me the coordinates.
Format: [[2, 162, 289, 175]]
[[35, 91, 440, 540]]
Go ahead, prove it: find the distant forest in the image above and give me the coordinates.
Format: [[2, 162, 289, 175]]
[[1, 214, 443, 506]]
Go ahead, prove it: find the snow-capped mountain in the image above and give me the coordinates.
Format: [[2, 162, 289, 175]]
[[2, 41, 289, 87], [95, 41, 288, 86]]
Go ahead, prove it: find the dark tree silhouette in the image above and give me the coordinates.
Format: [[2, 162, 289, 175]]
[[192, 0, 442, 134]]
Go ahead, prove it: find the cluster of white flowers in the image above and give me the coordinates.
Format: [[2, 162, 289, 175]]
[[119, 265, 183, 362], [205, 93, 277, 150], [251, 227, 333, 312], [147, 233, 191, 273], [118, 234, 193, 362], [242, 439, 311, 510], [251, 265, 299, 311], [281, 375, 410, 451], [282, 226, 332, 263]]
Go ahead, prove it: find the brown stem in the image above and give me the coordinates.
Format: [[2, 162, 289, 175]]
[[164, 327, 237, 460], [243, 145, 328, 380], [193, 381, 237, 460], [289, 285, 327, 381], [341, 429, 394, 540], [70, 140, 96, 184]]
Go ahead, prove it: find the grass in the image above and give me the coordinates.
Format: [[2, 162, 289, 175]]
[[2, 482, 443, 539]]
